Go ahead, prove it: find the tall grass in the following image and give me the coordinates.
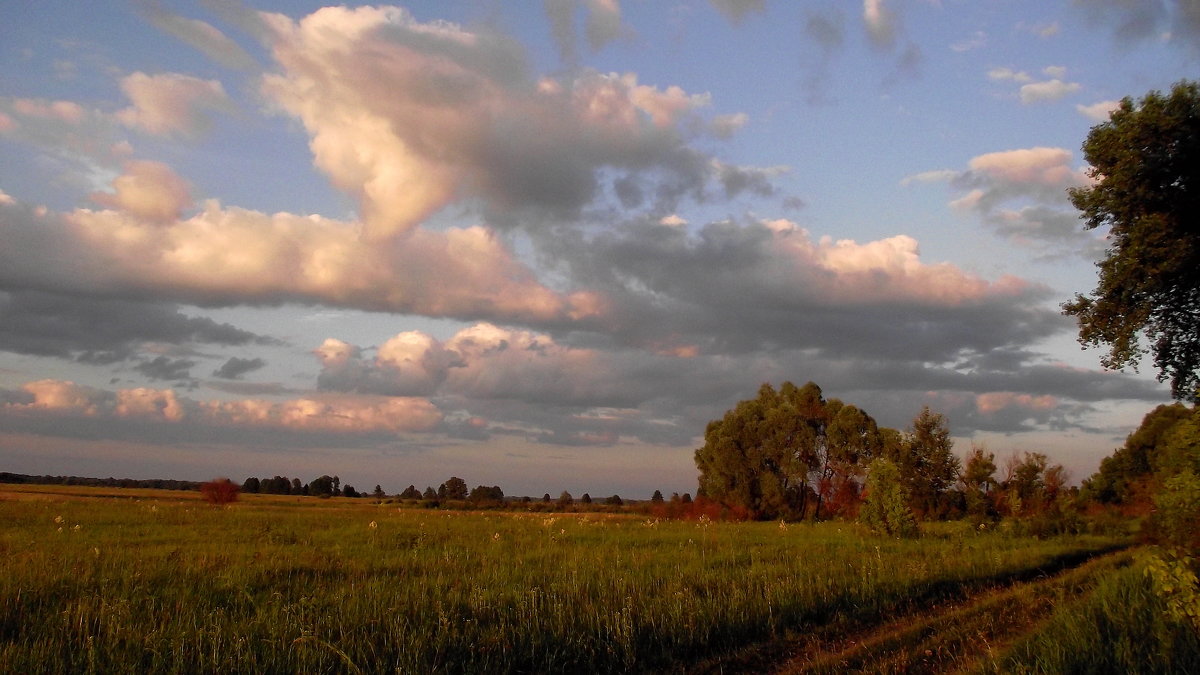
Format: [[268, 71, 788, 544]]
[[1, 492, 1125, 673], [995, 554, 1200, 673]]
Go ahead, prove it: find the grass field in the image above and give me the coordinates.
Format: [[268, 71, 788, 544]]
[[0, 484, 1150, 673]]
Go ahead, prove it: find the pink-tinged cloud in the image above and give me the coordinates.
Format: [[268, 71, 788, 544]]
[[3, 379, 441, 434], [863, 0, 896, 48], [0, 196, 600, 324], [1076, 99, 1120, 122], [966, 147, 1086, 188], [11, 98, 87, 123], [90, 160, 192, 223], [975, 391, 1059, 415], [259, 5, 716, 238], [317, 322, 662, 407], [762, 222, 1030, 306], [116, 72, 231, 136]]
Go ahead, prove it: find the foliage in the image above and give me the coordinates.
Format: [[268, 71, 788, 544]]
[[438, 477, 468, 501], [892, 407, 961, 518], [468, 485, 504, 503], [999, 558, 1200, 673], [859, 458, 918, 538], [1151, 470, 1200, 556], [1083, 403, 1200, 518], [695, 382, 885, 520], [199, 478, 239, 505], [1064, 80, 1200, 402]]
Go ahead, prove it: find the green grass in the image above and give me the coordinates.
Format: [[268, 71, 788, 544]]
[[994, 552, 1200, 674], [0, 489, 1129, 673]]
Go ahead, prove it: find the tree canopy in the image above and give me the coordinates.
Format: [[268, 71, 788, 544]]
[[694, 381, 888, 520], [1065, 80, 1200, 402]]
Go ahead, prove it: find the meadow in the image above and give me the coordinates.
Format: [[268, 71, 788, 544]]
[[0, 484, 1138, 673]]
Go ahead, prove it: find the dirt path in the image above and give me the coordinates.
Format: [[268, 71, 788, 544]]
[[689, 546, 1135, 674]]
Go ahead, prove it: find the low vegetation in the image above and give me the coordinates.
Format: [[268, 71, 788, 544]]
[[0, 486, 1129, 673]]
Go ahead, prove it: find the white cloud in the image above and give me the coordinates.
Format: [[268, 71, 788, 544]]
[[1019, 79, 1082, 104], [1076, 99, 1120, 122], [987, 67, 1032, 83]]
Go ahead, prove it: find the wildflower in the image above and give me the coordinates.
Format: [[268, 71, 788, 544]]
[[54, 515, 64, 524], [492, 532, 501, 541], [72, 524, 81, 531], [92, 547, 100, 557], [368, 520, 378, 529]]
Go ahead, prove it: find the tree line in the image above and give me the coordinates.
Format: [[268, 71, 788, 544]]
[[694, 381, 1076, 533]]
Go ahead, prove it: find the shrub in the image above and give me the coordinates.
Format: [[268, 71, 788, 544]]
[[199, 478, 239, 505]]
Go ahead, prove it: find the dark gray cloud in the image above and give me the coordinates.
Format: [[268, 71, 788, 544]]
[[135, 356, 197, 381], [0, 289, 274, 363], [212, 356, 266, 379]]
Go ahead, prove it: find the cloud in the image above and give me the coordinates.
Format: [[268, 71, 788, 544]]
[[1, 379, 443, 438], [90, 160, 192, 222], [135, 355, 196, 381], [951, 31, 987, 52], [987, 67, 1032, 83], [0, 195, 599, 326], [212, 356, 266, 380], [863, 0, 896, 48], [134, 0, 257, 70], [1019, 78, 1082, 104], [116, 72, 232, 137], [545, 0, 627, 64], [906, 146, 1100, 254], [1076, 99, 1120, 122], [0, 289, 271, 364], [258, 5, 744, 239]]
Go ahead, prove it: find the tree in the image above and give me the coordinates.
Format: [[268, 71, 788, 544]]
[[695, 381, 884, 520], [372, 485, 386, 500], [651, 489, 664, 504], [241, 476, 260, 494], [1082, 403, 1194, 503], [440, 476, 468, 500], [860, 459, 917, 537], [961, 444, 998, 522], [342, 485, 359, 498], [605, 494, 623, 506], [580, 493, 592, 504], [469, 485, 504, 503], [557, 491, 573, 506], [309, 475, 335, 497], [1064, 80, 1200, 403], [422, 486, 437, 500], [892, 407, 961, 518], [400, 485, 421, 500]]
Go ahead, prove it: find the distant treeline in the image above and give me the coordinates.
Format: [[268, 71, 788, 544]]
[[0, 472, 201, 491]]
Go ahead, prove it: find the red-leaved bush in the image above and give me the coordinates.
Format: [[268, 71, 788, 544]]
[[200, 478, 239, 505]]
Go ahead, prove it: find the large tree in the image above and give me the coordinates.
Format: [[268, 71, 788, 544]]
[[694, 381, 884, 520], [1064, 80, 1200, 402]]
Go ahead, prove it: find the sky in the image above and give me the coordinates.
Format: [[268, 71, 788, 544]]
[[0, 1, 1196, 498]]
